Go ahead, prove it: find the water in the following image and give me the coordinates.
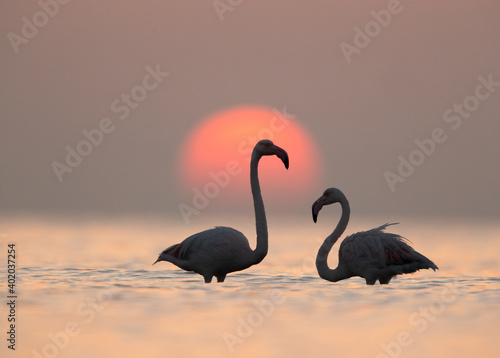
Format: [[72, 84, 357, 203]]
[[1, 215, 499, 357]]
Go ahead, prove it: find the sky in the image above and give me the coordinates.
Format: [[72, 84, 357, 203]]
[[1, 0, 499, 222]]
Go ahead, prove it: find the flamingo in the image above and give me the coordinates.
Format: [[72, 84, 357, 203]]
[[153, 139, 289, 283], [312, 188, 438, 285]]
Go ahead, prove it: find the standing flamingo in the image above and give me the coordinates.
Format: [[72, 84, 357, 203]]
[[312, 188, 437, 285], [153, 139, 289, 283]]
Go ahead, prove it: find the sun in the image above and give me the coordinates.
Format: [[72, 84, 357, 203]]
[[177, 106, 322, 208]]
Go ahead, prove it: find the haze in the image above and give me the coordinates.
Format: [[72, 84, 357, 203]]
[[1, 1, 499, 222]]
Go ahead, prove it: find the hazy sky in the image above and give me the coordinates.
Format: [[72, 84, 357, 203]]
[[1, 1, 499, 221]]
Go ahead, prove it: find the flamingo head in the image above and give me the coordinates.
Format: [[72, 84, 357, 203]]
[[254, 139, 289, 169], [312, 188, 345, 223]]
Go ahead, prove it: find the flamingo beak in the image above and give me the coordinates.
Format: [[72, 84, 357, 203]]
[[273, 145, 289, 170], [312, 196, 326, 223]]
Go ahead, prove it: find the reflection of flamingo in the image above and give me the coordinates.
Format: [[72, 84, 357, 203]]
[[153, 140, 289, 283], [312, 188, 438, 285]]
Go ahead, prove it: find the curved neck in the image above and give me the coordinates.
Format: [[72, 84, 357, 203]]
[[250, 150, 268, 264], [316, 195, 351, 282]]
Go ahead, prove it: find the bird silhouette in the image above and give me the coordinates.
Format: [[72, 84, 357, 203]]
[[312, 188, 438, 285], [153, 139, 289, 283]]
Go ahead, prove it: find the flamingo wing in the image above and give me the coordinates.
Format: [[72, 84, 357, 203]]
[[161, 233, 198, 260], [340, 223, 438, 276], [339, 224, 395, 269], [161, 226, 249, 261], [380, 233, 438, 272]]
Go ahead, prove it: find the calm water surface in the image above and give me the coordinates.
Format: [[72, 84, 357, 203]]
[[1, 216, 499, 357]]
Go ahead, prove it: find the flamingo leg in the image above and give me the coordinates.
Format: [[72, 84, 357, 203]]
[[379, 276, 393, 285], [365, 276, 377, 285]]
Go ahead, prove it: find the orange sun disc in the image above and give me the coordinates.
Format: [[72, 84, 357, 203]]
[[177, 105, 322, 208]]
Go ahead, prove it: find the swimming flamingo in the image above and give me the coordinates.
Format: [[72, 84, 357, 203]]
[[153, 139, 289, 283], [312, 188, 438, 285]]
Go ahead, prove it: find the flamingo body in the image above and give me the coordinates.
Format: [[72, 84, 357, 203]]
[[336, 223, 437, 284], [313, 188, 438, 285], [158, 227, 255, 283]]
